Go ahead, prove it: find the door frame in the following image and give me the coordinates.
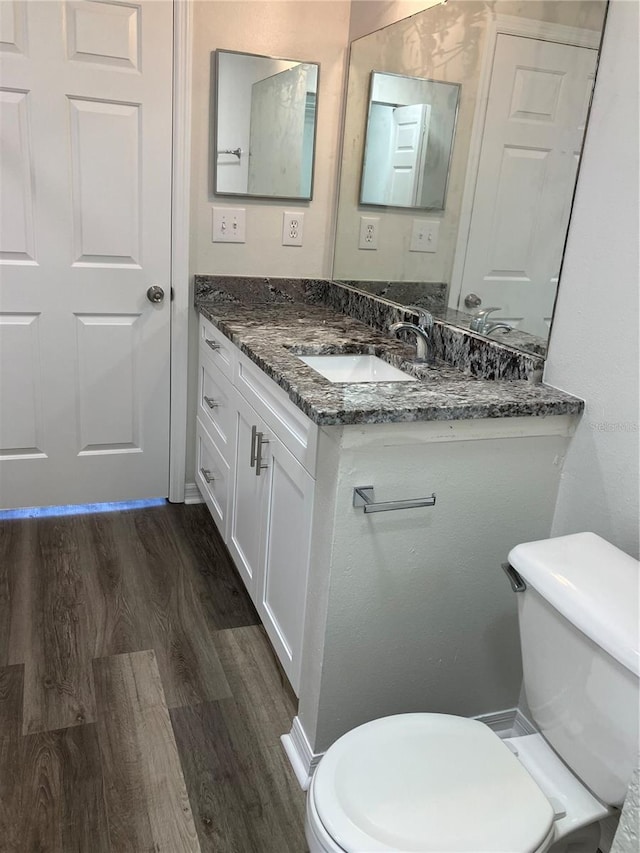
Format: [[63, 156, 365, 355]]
[[447, 13, 602, 311], [169, 0, 192, 502]]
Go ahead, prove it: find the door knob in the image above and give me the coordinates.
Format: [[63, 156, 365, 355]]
[[464, 293, 482, 309], [146, 285, 165, 304]]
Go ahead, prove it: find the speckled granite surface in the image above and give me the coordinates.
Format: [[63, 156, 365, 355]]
[[337, 280, 448, 315], [194, 276, 583, 426]]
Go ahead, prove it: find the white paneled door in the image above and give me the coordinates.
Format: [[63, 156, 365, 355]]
[[458, 34, 597, 338], [0, 0, 173, 509]]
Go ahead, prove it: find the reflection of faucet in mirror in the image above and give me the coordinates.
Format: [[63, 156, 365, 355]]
[[470, 307, 512, 337]]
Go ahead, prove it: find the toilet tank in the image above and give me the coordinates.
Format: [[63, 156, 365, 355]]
[[508, 533, 639, 807]]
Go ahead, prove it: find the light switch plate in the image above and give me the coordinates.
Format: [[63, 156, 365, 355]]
[[410, 219, 439, 253], [282, 211, 304, 246], [359, 216, 379, 250], [212, 207, 246, 243]]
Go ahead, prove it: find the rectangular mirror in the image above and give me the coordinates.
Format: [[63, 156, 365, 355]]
[[213, 49, 319, 200], [333, 0, 607, 355], [360, 71, 460, 209]]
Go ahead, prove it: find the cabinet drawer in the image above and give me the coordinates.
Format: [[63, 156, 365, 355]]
[[197, 357, 235, 463], [235, 353, 317, 475], [199, 315, 234, 381], [196, 419, 231, 541]]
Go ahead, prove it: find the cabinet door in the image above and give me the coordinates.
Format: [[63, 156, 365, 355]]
[[228, 392, 269, 596], [257, 430, 314, 694]]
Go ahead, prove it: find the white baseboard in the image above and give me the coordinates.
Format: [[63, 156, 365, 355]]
[[475, 707, 536, 738], [184, 482, 204, 504], [281, 716, 323, 791]]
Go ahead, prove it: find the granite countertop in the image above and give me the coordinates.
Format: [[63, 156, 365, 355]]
[[196, 296, 583, 426]]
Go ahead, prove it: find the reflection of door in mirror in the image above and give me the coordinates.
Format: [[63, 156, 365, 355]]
[[248, 64, 316, 197], [363, 104, 431, 207], [452, 34, 597, 339]]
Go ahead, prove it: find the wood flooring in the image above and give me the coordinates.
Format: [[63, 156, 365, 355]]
[[0, 503, 307, 852]]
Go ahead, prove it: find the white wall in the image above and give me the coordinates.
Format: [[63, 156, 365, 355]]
[[190, 0, 350, 279], [349, 0, 439, 41], [187, 0, 351, 479], [544, 0, 640, 559]]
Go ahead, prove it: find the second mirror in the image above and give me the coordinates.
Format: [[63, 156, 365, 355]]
[[213, 49, 319, 200]]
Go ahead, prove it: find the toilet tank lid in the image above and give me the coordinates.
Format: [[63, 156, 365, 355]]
[[509, 533, 639, 677]]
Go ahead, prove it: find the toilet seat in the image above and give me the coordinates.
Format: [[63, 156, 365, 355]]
[[310, 713, 555, 853]]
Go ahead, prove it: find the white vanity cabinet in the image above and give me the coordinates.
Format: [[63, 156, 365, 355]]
[[196, 313, 579, 759], [196, 315, 317, 693]]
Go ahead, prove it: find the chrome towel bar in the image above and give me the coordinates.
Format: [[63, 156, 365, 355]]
[[353, 485, 436, 514]]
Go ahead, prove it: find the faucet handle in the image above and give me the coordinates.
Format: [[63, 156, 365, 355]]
[[474, 306, 501, 319], [470, 306, 502, 332], [404, 305, 433, 331]]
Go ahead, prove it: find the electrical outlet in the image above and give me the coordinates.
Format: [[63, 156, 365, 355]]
[[212, 207, 246, 243], [359, 216, 379, 250], [282, 211, 304, 246], [410, 219, 439, 253]]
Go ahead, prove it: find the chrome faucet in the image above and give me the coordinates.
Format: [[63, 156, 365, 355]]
[[390, 320, 432, 362], [470, 307, 512, 336], [404, 305, 434, 335]]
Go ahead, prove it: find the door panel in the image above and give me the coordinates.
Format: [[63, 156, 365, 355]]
[[0, 0, 173, 509], [228, 393, 268, 595], [258, 431, 314, 693], [65, 0, 141, 69], [0, 88, 35, 262], [68, 98, 141, 265], [74, 312, 142, 454], [0, 312, 43, 457]]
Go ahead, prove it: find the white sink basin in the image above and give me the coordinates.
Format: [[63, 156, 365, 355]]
[[298, 354, 415, 383]]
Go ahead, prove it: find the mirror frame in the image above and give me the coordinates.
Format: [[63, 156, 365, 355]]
[[212, 48, 321, 202], [359, 70, 461, 211]]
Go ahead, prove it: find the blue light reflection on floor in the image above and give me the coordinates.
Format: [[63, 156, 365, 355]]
[[0, 497, 166, 521]]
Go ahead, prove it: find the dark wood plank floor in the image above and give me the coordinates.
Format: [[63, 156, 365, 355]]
[[0, 503, 307, 852]]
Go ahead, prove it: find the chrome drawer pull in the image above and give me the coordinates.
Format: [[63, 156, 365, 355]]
[[352, 485, 436, 513], [255, 432, 269, 476], [250, 425, 258, 467], [200, 467, 215, 484], [203, 396, 218, 409], [205, 338, 220, 351]]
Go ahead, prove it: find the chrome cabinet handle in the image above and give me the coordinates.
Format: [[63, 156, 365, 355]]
[[255, 432, 269, 476], [203, 396, 218, 409], [205, 338, 220, 351], [250, 425, 258, 467], [200, 467, 215, 484]]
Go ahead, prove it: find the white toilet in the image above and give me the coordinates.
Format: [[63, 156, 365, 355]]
[[305, 532, 639, 853]]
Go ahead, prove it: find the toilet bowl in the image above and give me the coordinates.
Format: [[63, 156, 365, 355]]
[[305, 533, 638, 853], [305, 713, 606, 853]]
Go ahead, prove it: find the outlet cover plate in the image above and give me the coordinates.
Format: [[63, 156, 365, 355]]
[[359, 216, 379, 250], [410, 218, 439, 253], [282, 211, 304, 246], [212, 207, 246, 243]]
